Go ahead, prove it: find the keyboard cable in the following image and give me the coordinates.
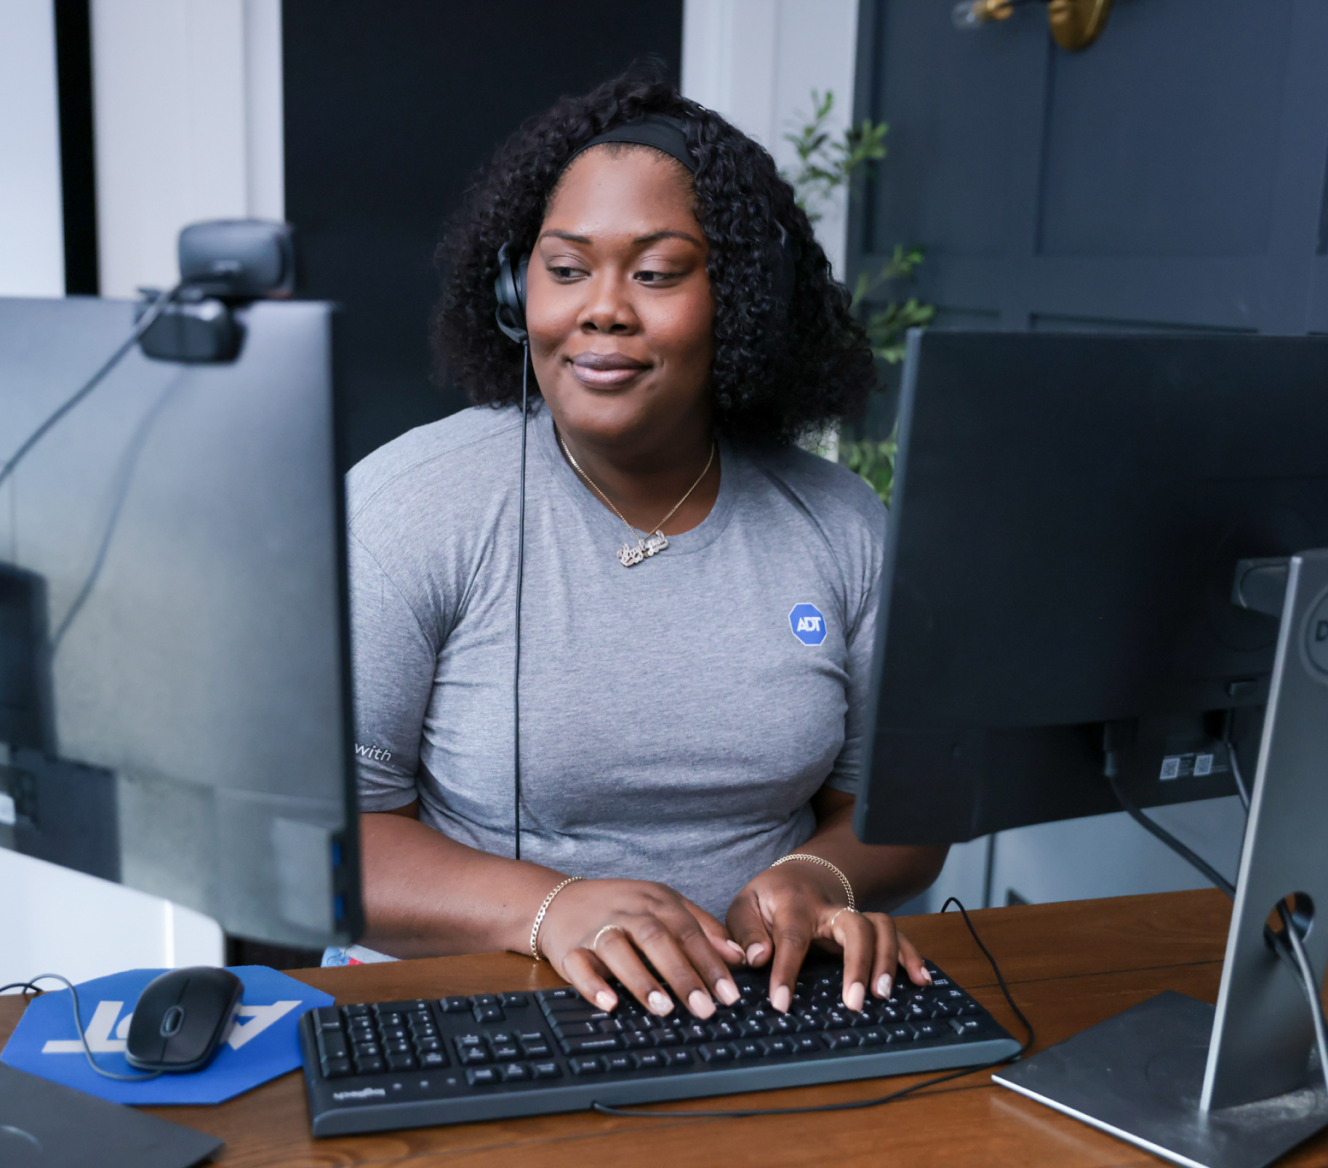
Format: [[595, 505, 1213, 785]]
[[591, 897, 1034, 1119]]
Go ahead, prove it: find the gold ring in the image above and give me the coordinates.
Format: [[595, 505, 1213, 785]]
[[828, 906, 859, 931], [592, 924, 624, 951]]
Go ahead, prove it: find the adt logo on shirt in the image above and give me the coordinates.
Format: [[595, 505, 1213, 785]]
[[789, 603, 828, 646]]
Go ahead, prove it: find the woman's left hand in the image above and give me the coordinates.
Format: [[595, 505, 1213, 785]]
[[725, 860, 931, 1014]]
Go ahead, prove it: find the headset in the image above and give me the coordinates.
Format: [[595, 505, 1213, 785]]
[[493, 114, 796, 862]]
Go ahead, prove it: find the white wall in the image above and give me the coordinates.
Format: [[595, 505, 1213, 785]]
[[0, 0, 288, 991], [682, 0, 859, 278], [90, 0, 284, 298], [0, 0, 65, 296]]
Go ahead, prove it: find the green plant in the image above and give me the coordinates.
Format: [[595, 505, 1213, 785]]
[[839, 433, 899, 507], [784, 91, 887, 227], [782, 90, 932, 504]]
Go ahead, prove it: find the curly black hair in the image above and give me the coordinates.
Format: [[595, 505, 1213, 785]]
[[431, 62, 876, 445]]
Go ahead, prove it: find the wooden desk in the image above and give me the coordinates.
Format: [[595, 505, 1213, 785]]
[[3, 889, 1325, 1167]]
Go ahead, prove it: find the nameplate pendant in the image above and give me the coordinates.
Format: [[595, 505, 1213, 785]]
[[617, 531, 669, 568]]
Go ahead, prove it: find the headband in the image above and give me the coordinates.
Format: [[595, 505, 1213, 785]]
[[562, 113, 699, 175]]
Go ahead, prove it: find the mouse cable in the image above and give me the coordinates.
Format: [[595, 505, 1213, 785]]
[[591, 896, 1034, 1120], [1108, 773, 1235, 898], [0, 285, 180, 495], [513, 339, 530, 862], [0, 973, 161, 1081]]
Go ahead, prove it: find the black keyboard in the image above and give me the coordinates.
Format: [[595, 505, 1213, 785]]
[[299, 960, 1020, 1136]]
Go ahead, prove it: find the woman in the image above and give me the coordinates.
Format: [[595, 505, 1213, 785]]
[[341, 67, 947, 1022]]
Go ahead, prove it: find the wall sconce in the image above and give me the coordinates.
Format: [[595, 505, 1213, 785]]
[[952, 0, 1111, 52]]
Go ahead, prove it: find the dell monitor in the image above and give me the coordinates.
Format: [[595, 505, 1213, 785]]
[[0, 294, 361, 949], [860, 329, 1328, 1165]]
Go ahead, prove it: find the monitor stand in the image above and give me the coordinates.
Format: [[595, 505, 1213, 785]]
[[994, 548, 1328, 1168]]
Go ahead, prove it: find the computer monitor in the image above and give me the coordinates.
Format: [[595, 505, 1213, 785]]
[[859, 329, 1328, 1164], [856, 330, 1328, 847], [0, 295, 361, 949]]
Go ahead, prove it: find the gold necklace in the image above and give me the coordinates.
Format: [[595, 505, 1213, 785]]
[[558, 435, 717, 567]]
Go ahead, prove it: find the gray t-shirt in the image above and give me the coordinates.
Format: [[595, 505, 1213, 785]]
[[347, 404, 886, 919]]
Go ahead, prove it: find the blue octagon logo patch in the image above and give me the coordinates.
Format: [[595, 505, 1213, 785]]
[[789, 603, 828, 646]]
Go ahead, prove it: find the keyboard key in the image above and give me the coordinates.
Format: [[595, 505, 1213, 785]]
[[473, 1005, 506, 1024], [605, 1054, 634, 1073], [466, 1067, 500, 1086], [387, 1052, 417, 1070], [762, 1038, 795, 1057], [459, 1047, 490, 1065], [531, 1061, 563, 1079], [317, 1031, 348, 1061], [698, 1043, 736, 1062], [648, 1029, 681, 1047], [734, 1040, 763, 1060], [313, 1007, 342, 1031], [595, 1018, 624, 1034], [707, 1021, 740, 1041], [570, 1056, 605, 1075], [321, 1056, 352, 1078], [414, 1037, 442, 1053], [950, 1018, 981, 1035], [915, 1022, 943, 1039], [825, 1032, 860, 1050], [738, 1019, 770, 1037], [793, 1035, 823, 1054], [521, 1043, 551, 1058], [679, 1023, 709, 1044], [420, 1051, 447, 1068], [561, 1035, 623, 1054], [354, 1055, 385, 1075], [621, 1032, 651, 1049], [472, 994, 499, 1007], [859, 1028, 886, 1046], [438, 996, 470, 1014], [384, 1039, 411, 1056], [499, 992, 529, 1008], [502, 1062, 530, 1081], [343, 1003, 371, 1017], [556, 1021, 595, 1037], [885, 1025, 917, 1043], [632, 1051, 665, 1070], [536, 987, 578, 1003], [490, 1044, 521, 1061], [545, 1004, 612, 1022]]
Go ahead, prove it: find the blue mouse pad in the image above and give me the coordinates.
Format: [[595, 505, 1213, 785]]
[[0, 965, 333, 1105]]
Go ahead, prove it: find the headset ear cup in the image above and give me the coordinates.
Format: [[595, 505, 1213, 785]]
[[494, 242, 529, 344], [517, 254, 529, 314]]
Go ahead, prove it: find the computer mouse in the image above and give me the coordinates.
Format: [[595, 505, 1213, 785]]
[[125, 966, 244, 1073]]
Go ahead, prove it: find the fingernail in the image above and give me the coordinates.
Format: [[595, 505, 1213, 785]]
[[716, 978, 740, 1006], [845, 981, 866, 1012], [596, 990, 617, 1011], [922, 968, 934, 985], [647, 990, 673, 1015], [876, 974, 893, 999], [746, 943, 766, 964], [725, 939, 747, 961], [771, 984, 791, 1013], [688, 989, 715, 1018]]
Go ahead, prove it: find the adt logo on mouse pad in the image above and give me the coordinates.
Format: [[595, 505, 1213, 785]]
[[0, 965, 332, 1106], [789, 603, 828, 646]]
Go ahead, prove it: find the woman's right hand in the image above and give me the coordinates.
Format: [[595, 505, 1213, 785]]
[[536, 878, 746, 1019]]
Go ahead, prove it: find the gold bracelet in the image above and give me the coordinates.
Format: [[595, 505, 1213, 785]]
[[529, 876, 583, 961], [770, 853, 855, 911]]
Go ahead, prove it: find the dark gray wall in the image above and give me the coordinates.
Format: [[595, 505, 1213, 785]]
[[850, 0, 1328, 365]]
